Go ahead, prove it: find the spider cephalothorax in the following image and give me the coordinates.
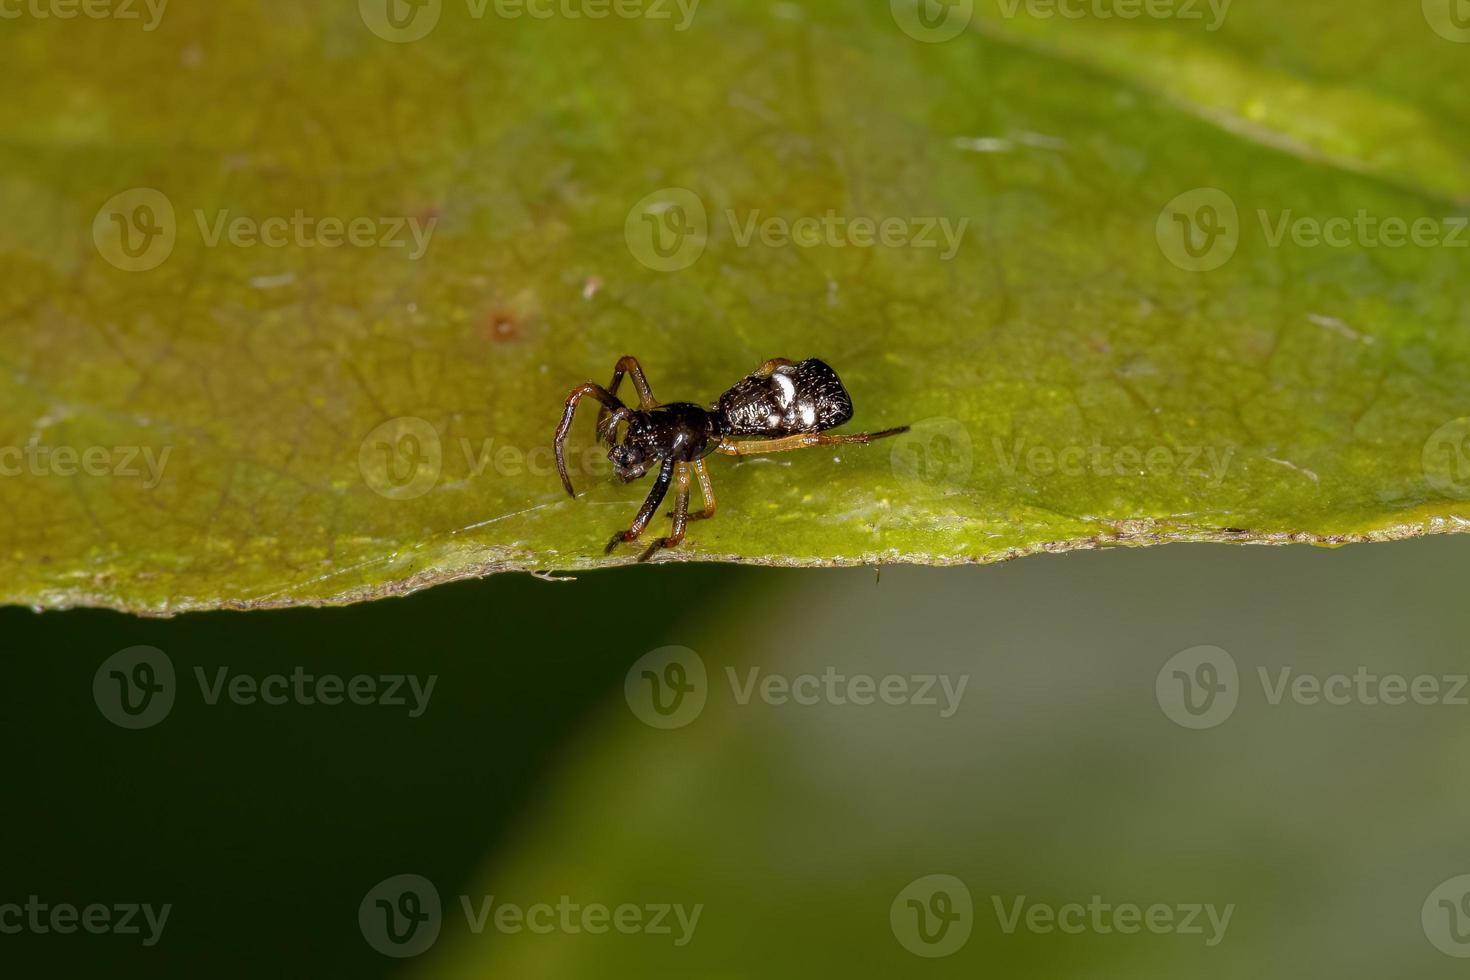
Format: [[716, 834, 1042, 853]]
[[554, 356, 908, 562]]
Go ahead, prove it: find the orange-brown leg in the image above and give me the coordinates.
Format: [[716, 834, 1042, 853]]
[[689, 458, 716, 521], [715, 427, 910, 456], [671, 458, 717, 520], [638, 461, 691, 562]]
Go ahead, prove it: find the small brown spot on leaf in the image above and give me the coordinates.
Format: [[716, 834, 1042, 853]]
[[485, 309, 521, 342]]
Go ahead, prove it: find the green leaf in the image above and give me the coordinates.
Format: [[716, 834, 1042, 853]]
[[3, 0, 1468, 613]]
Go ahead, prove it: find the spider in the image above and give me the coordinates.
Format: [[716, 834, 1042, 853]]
[[554, 355, 909, 562]]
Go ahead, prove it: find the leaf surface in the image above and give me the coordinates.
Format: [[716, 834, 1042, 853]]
[[2, 0, 1468, 612]]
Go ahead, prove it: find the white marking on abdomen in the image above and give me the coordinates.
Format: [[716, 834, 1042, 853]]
[[772, 372, 796, 408]]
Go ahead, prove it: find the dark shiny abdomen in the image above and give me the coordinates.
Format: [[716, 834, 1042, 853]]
[[715, 358, 854, 436]]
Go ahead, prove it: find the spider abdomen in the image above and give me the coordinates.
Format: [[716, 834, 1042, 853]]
[[715, 358, 855, 436]]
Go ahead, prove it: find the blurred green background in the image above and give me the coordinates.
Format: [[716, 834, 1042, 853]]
[[5, 539, 1470, 976]]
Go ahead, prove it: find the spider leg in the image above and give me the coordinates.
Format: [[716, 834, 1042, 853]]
[[715, 426, 910, 456], [689, 458, 716, 521], [596, 405, 633, 446], [598, 355, 658, 431], [669, 457, 716, 520], [605, 457, 675, 554], [555, 382, 624, 498], [638, 461, 692, 562]]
